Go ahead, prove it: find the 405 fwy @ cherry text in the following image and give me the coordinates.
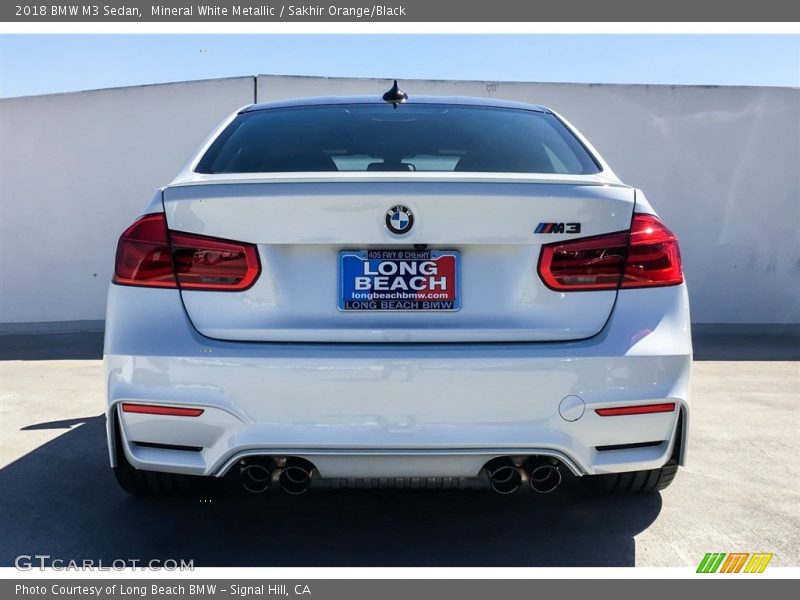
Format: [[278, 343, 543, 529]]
[[15, 584, 312, 598]]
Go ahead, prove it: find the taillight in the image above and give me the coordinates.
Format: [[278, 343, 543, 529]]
[[538, 231, 629, 291], [113, 213, 260, 291], [537, 213, 683, 291], [169, 231, 260, 290], [113, 214, 176, 288], [620, 214, 683, 289]]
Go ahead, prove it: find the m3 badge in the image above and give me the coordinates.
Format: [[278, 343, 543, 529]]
[[535, 222, 582, 234]]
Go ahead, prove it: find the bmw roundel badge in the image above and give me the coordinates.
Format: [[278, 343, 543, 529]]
[[385, 205, 414, 235]]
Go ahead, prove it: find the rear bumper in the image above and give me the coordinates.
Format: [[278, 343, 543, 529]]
[[104, 284, 692, 479]]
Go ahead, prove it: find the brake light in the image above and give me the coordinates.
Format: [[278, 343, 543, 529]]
[[170, 231, 260, 291], [113, 213, 260, 290], [113, 213, 176, 288], [537, 213, 683, 291], [538, 231, 629, 291], [621, 214, 683, 289]]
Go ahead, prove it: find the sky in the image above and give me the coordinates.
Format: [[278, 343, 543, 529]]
[[0, 34, 798, 98]]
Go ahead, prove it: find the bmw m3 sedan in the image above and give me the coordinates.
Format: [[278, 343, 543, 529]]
[[105, 83, 691, 497]]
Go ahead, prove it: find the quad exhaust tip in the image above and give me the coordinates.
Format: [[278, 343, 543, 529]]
[[238, 457, 316, 495], [241, 456, 562, 495], [485, 456, 564, 495]]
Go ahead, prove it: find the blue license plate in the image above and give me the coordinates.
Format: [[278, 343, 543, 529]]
[[339, 250, 460, 311]]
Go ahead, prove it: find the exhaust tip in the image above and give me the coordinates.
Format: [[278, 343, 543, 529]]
[[485, 458, 522, 495], [524, 459, 563, 494], [239, 462, 273, 494], [279, 458, 315, 495]]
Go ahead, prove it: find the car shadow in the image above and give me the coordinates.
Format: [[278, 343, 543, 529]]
[[0, 415, 662, 567], [0, 332, 104, 360], [691, 330, 800, 360]]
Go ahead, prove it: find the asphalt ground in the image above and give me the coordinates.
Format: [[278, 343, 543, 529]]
[[0, 330, 797, 567]]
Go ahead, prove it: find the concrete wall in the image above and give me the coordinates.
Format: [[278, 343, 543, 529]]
[[0, 77, 255, 328], [1, 74, 797, 328]]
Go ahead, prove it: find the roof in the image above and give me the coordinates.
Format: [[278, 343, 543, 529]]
[[240, 95, 551, 114]]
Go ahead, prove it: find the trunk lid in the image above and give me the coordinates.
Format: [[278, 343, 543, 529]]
[[162, 176, 634, 343]]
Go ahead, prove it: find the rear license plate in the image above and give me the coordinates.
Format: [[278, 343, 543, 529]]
[[339, 250, 460, 311]]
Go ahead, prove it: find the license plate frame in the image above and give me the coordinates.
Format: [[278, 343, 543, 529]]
[[338, 250, 461, 312]]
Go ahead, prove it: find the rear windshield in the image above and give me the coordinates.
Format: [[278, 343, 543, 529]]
[[196, 104, 601, 175]]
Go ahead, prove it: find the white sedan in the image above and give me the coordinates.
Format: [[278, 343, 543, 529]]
[[105, 83, 691, 496]]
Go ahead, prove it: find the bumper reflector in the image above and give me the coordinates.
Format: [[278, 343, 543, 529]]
[[121, 403, 204, 417], [595, 402, 675, 417]]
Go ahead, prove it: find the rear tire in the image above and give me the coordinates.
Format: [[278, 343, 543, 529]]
[[588, 411, 683, 494], [112, 416, 208, 497]]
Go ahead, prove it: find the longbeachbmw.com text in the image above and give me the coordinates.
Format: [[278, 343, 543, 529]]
[[14, 4, 407, 18]]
